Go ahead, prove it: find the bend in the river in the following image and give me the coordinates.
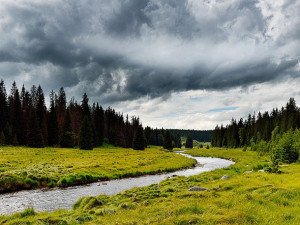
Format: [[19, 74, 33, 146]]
[[0, 152, 235, 215]]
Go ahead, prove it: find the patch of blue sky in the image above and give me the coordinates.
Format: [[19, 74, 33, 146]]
[[207, 106, 238, 113]]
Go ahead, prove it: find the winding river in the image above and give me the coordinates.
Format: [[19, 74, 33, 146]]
[[0, 152, 234, 215]]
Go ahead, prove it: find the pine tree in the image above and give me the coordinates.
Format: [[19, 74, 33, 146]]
[[57, 87, 67, 135], [0, 80, 8, 133], [81, 93, 90, 118], [12, 87, 25, 145], [47, 91, 59, 146], [36, 85, 46, 127], [93, 103, 104, 146], [132, 126, 145, 150], [60, 110, 74, 148], [79, 116, 93, 150], [185, 136, 193, 148], [28, 108, 44, 148], [163, 130, 173, 150], [81, 93, 96, 146]]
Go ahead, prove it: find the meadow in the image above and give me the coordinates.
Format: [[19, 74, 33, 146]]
[[1, 147, 299, 224], [0, 145, 196, 193]]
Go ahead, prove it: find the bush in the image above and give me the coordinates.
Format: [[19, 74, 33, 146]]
[[273, 129, 300, 163]]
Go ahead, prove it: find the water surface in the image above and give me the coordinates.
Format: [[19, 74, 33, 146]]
[[0, 152, 234, 215]]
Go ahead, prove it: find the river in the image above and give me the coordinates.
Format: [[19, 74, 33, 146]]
[[0, 152, 234, 215]]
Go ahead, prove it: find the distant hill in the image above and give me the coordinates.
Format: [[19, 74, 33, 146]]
[[168, 129, 213, 142]]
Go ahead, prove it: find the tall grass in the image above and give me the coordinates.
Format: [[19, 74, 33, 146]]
[[0, 145, 195, 193], [1, 147, 299, 224]]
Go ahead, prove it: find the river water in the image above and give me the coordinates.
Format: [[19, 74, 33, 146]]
[[0, 152, 234, 215]]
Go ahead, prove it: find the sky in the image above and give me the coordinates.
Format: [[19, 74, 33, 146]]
[[0, 0, 299, 130]]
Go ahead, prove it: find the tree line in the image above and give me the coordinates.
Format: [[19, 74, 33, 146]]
[[211, 98, 299, 166], [0, 80, 206, 151], [168, 129, 212, 142], [0, 80, 144, 150], [211, 98, 300, 148]]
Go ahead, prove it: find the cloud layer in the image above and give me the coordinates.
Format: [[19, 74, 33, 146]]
[[0, 0, 299, 102], [0, 0, 300, 129]]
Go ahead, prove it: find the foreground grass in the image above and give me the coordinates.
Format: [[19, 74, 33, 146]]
[[0, 145, 196, 193], [1, 148, 299, 224]]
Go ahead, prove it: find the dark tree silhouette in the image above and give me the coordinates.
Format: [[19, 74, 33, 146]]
[[132, 126, 145, 150], [79, 116, 94, 150], [28, 108, 44, 148], [0, 80, 8, 133], [48, 91, 59, 146], [163, 130, 173, 150], [60, 110, 74, 148], [185, 136, 193, 148]]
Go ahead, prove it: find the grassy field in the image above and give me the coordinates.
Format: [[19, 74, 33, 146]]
[[0, 145, 196, 193], [1, 147, 299, 224]]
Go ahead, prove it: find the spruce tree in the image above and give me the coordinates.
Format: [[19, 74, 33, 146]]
[[47, 91, 59, 146], [81, 93, 90, 117], [0, 80, 8, 133], [79, 116, 93, 150], [28, 108, 44, 148], [163, 130, 173, 150], [81, 93, 96, 146], [93, 103, 104, 146], [132, 126, 145, 150], [60, 110, 74, 148], [185, 136, 193, 148], [13, 88, 25, 145]]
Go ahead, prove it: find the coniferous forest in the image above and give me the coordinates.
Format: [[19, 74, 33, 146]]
[[0, 80, 191, 150], [0, 80, 145, 150], [211, 98, 300, 165], [211, 98, 300, 148]]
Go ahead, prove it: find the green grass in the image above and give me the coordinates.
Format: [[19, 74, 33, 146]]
[[1, 148, 299, 224], [0, 145, 196, 193]]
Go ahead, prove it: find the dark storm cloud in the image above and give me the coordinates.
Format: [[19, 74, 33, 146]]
[[0, 0, 299, 103]]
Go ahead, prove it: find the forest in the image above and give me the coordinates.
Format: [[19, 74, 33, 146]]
[[0, 80, 187, 150], [168, 129, 212, 142], [211, 98, 300, 168]]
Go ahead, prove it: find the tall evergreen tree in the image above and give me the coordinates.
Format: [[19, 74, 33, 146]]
[[56, 87, 67, 135], [132, 126, 145, 150], [28, 108, 44, 148], [79, 116, 93, 150], [11, 84, 25, 145], [163, 130, 173, 150], [81, 93, 90, 118], [60, 110, 74, 148], [93, 103, 104, 146], [47, 91, 59, 146], [0, 80, 8, 133]]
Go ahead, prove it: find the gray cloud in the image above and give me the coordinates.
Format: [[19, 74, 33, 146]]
[[0, 0, 299, 103]]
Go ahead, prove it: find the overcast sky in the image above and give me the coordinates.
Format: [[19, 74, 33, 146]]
[[0, 0, 299, 129]]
